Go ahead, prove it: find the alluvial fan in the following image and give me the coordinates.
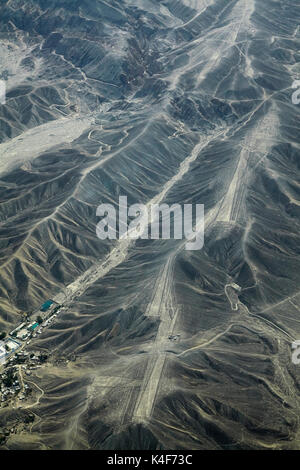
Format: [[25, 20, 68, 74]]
[[0, 0, 300, 450]]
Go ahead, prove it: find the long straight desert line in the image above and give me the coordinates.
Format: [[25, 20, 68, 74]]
[[54, 130, 225, 304], [133, 354, 166, 421]]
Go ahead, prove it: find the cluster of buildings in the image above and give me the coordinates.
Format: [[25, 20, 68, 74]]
[[0, 369, 21, 402], [0, 366, 30, 404], [0, 339, 20, 365], [0, 351, 49, 404], [0, 299, 62, 366], [10, 321, 40, 341]]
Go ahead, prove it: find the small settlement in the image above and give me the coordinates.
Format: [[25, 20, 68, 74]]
[[0, 299, 63, 404]]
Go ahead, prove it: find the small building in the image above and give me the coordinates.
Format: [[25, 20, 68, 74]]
[[28, 322, 39, 332], [168, 334, 181, 342], [10, 323, 26, 337], [40, 300, 55, 312], [0, 342, 6, 363], [16, 328, 30, 340]]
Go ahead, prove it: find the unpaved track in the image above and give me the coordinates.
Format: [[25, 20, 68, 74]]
[[133, 258, 179, 421]]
